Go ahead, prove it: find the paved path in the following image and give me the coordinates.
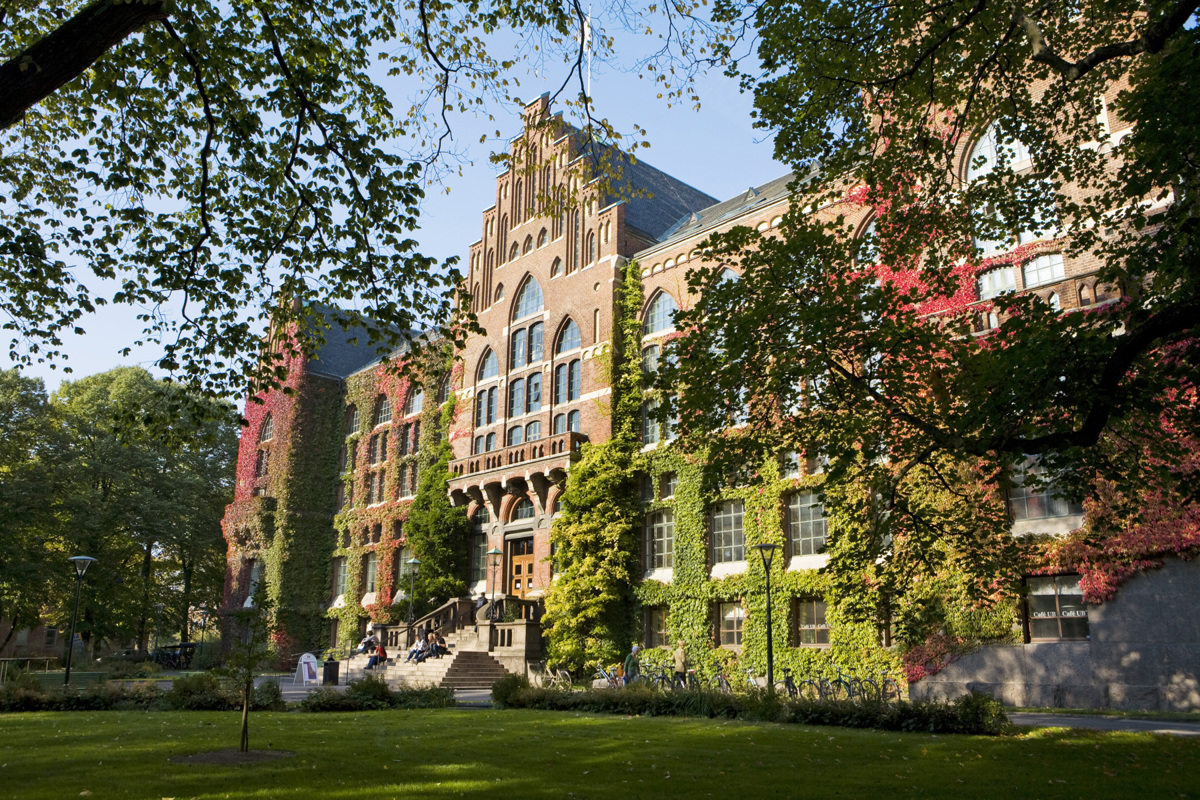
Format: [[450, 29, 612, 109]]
[[1010, 712, 1200, 737]]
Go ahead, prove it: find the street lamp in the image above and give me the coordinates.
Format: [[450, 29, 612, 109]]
[[197, 604, 211, 653], [64, 556, 96, 686], [153, 603, 165, 653], [486, 547, 503, 620], [405, 557, 422, 627], [752, 543, 781, 692]]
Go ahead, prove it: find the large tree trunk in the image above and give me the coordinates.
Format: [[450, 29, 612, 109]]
[[0, 0, 167, 130]]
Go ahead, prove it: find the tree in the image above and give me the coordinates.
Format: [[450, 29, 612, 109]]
[[48, 367, 237, 649], [671, 2, 1200, 622], [0, 0, 718, 398], [0, 370, 61, 652], [221, 585, 274, 752]]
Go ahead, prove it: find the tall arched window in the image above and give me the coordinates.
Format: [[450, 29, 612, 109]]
[[478, 350, 499, 381], [643, 292, 678, 335], [555, 359, 581, 404], [587, 231, 596, 263], [537, 228, 548, 248], [515, 181, 523, 223], [258, 413, 274, 443], [523, 235, 534, 255], [435, 375, 451, 404], [551, 257, 563, 278], [511, 498, 536, 520], [528, 322, 544, 362], [372, 395, 392, 426], [556, 319, 581, 354], [513, 277, 544, 321], [509, 379, 526, 418], [404, 386, 423, 417], [967, 121, 1032, 181], [345, 405, 360, 435], [509, 242, 519, 260]]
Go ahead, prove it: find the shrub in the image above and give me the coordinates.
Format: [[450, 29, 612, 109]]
[[252, 680, 287, 711], [494, 684, 1010, 736], [298, 676, 456, 712], [104, 660, 163, 680], [490, 672, 532, 708], [166, 673, 237, 711]]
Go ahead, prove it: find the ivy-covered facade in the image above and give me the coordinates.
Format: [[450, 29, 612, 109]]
[[220, 97, 1200, 709]]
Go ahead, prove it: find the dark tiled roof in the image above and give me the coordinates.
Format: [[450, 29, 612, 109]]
[[304, 306, 413, 380], [651, 171, 798, 249], [597, 149, 719, 240]]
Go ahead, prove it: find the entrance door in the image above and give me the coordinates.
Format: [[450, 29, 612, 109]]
[[509, 537, 535, 599]]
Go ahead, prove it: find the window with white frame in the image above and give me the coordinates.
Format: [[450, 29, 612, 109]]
[[795, 598, 830, 646], [787, 492, 828, 556], [643, 292, 677, 335], [711, 500, 745, 563], [646, 607, 669, 648], [977, 266, 1016, 300], [644, 509, 674, 569], [718, 602, 745, 647], [513, 278, 544, 321], [1008, 463, 1083, 520], [1022, 254, 1065, 289]]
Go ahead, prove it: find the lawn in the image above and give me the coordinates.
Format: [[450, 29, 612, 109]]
[[1, 709, 1197, 799]]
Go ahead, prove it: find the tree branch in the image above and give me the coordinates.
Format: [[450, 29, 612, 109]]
[[0, 0, 167, 129], [1014, 0, 1200, 81]]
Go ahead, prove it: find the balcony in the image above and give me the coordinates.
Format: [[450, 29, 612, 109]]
[[450, 431, 587, 478]]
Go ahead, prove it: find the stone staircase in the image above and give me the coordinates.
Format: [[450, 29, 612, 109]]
[[340, 626, 510, 689]]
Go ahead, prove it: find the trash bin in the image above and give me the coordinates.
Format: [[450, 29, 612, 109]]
[[323, 659, 340, 686]]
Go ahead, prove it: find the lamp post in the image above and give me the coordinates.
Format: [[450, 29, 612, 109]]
[[153, 603, 165, 653], [64, 556, 96, 686], [405, 557, 421, 628], [486, 547, 503, 620], [752, 543, 780, 692], [197, 604, 211, 654]]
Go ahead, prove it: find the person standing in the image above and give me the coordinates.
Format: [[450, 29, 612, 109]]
[[623, 644, 641, 685], [673, 640, 687, 686]]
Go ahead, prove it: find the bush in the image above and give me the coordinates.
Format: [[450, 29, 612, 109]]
[[105, 660, 163, 680], [493, 682, 1010, 736], [0, 677, 165, 713], [490, 672, 532, 708], [297, 675, 456, 712], [252, 680, 287, 711], [166, 673, 237, 711]]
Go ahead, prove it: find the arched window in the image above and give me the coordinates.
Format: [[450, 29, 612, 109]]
[[474, 435, 485, 454], [523, 235, 534, 255], [404, 386, 423, 417], [345, 405, 359, 435], [526, 372, 542, 413], [511, 327, 528, 368], [641, 344, 660, 375], [555, 360, 582, 404], [373, 395, 392, 426], [556, 319, 581, 354], [643, 292, 678, 335], [435, 374, 451, 404], [515, 181, 523, 223], [508, 425, 524, 446], [553, 413, 566, 434], [474, 505, 490, 524], [509, 242, 519, 260], [1023, 254, 1065, 288], [587, 231, 596, 263], [485, 432, 497, 452], [567, 410, 581, 432], [537, 228, 548, 248], [512, 498, 536, 521], [551, 257, 563, 278], [855, 218, 878, 265], [968, 121, 1032, 182], [258, 413, 274, 443], [717, 268, 739, 284], [478, 350, 499, 381], [494, 283, 505, 304], [526, 421, 542, 441], [528, 322, 544, 362], [509, 379, 526, 418], [1047, 292, 1061, 311], [512, 278, 544, 321], [475, 386, 498, 427]]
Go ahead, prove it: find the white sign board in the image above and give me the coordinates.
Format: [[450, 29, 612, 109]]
[[294, 652, 320, 685]]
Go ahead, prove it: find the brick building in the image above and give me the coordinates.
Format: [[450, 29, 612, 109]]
[[220, 94, 1199, 709]]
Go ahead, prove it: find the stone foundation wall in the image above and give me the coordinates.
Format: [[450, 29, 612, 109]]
[[911, 558, 1200, 711]]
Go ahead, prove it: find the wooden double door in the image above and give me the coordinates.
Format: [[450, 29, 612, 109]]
[[508, 537, 535, 599]]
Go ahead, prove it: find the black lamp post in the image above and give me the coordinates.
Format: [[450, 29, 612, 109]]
[[153, 603, 165, 654], [64, 556, 96, 686], [197, 604, 211, 654], [405, 557, 421, 626], [752, 543, 780, 692], [486, 547, 503, 620]]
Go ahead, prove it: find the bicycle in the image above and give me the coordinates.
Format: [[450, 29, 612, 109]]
[[647, 664, 674, 690], [593, 664, 621, 689], [713, 666, 733, 694], [536, 662, 572, 691], [773, 667, 798, 699]]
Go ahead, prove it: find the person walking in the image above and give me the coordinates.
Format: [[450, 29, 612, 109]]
[[623, 644, 641, 685], [673, 640, 687, 686]]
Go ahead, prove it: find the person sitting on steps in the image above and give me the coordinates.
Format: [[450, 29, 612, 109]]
[[404, 637, 427, 663], [365, 643, 388, 670]]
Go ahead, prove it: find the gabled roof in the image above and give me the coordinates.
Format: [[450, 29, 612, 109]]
[[599, 149, 720, 241], [304, 306, 414, 380], [652, 171, 797, 249]]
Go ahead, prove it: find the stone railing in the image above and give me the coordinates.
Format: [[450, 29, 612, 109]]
[[450, 430, 587, 477]]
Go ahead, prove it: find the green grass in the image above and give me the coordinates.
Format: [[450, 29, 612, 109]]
[[1014, 706, 1200, 723], [1, 709, 1198, 799]]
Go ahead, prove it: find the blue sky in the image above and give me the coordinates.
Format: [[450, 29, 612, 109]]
[[9, 25, 786, 394]]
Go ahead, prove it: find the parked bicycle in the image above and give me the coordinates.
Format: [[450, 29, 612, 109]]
[[593, 664, 621, 689], [773, 667, 798, 698]]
